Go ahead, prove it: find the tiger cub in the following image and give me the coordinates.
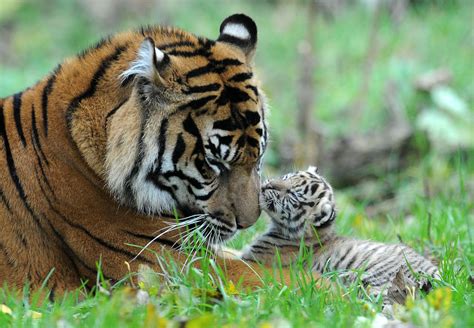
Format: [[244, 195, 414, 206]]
[[242, 166, 440, 304]]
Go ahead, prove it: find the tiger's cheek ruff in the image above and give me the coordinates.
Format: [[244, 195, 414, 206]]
[[105, 95, 177, 214]]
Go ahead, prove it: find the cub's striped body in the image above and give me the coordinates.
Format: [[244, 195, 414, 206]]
[[0, 14, 305, 296], [243, 167, 440, 304]]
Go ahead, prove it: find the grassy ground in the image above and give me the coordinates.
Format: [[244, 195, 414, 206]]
[[0, 1, 472, 327], [0, 156, 471, 327]]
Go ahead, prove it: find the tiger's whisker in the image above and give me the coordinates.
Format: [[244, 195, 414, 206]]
[[131, 216, 205, 262]]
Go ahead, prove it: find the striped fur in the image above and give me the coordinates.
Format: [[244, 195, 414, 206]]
[[0, 14, 307, 296], [242, 167, 440, 304]]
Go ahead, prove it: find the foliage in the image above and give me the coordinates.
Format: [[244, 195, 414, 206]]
[[0, 0, 472, 327]]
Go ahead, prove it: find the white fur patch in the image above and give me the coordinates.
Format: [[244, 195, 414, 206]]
[[222, 23, 250, 40], [120, 39, 164, 83], [105, 103, 177, 215], [155, 47, 164, 61]]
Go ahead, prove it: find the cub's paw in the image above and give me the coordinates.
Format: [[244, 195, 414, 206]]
[[213, 246, 243, 260]]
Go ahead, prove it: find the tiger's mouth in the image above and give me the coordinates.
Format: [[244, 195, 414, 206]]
[[178, 206, 237, 245], [203, 215, 237, 244], [173, 214, 237, 247]]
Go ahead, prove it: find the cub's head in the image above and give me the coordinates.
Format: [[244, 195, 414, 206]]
[[105, 14, 267, 243], [260, 166, 336, 240]]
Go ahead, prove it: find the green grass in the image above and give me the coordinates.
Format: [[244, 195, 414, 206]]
[[0, 1, 472, 327], [0, 156, 471, 327]]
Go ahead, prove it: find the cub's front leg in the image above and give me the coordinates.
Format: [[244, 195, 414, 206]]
[[213, 246, 323, 289]]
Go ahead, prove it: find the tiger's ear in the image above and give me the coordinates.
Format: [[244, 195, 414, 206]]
[[121, 37, 170, 85], [217, 13, 257, 61]]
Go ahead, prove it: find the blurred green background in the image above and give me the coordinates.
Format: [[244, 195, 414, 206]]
[[0, 0, 473, 220], [0, 2, 473, 326]]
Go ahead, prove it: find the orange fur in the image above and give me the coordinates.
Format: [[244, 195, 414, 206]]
[[0, 19, 320, 298]]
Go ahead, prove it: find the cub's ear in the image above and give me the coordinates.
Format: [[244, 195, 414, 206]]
[[217, 13, 257, 61], [308, 166, 319, 174], [120, 37, 170, 85]]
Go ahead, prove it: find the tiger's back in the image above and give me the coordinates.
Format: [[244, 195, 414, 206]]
[[0, 15, 303, 294], [0, 28, 194, 291]]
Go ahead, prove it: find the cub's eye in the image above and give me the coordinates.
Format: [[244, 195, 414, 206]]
[[282, 174, 292, 181]]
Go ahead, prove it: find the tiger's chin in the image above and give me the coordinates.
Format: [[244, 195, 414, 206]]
[[202, 215, 238, 245]]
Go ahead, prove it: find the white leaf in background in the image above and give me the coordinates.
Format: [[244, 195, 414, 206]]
[[417, 108, 474, 152], [431, 86, 469, 117]]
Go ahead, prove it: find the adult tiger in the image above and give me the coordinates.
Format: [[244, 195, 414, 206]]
[[0, 14, 309, 296]]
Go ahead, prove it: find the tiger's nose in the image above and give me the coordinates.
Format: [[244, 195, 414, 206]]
[[210, 209, 235, 223], [235, 205, 261, 229]]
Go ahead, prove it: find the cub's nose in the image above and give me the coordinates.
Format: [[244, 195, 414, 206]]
[[261, 180, 286, 192], [321, 203, 333, 216], [261, 180, 271, 191]]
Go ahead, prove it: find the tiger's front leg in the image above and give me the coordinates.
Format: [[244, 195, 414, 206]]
[[127, 244, 322, 291]]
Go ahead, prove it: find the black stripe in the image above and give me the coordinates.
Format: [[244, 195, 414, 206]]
[[251, 244, 272, 251], [365, 261, 402, 286], [194, 189, 216, 201], [184, 83, 221, 95], [259, 238, 299, 249], [31, 109, 55, 198], [332, 245, 354, 269], [213, 117, 236, 131], [244, 110, 261, 126], [178, 95, 217, 111], [35, 167, 56, 203], [182, 114, 204, 155], [122, 230, 180, 250], [245, 85, 259, 98], [215, 86, 250, 105], [345, 253, 358, 269], [0, 187, 12, 213], [0, 242, 15, 267], [105, 99, 127, 123], [120, 74, 135, 88], [41, 66, 60, 137], [229, 72, 253, 82], [48, 217, 101, 279], [0, 104, 45, 230], [266, 231, 287, 240], [78, 36, 112, 59], [167, 49, 208, 58], [12, 92, 26, 147], [39, 184, 110, 280], [186, 59, 243, 79], [49, 205, 154, 266], [172, 133, 186, 163], [162, 170, 205, 190], [355, 244, 387, 272], [247, 136, 259, 148], [155, 118, 169, 174], [186, 64, 216, 79], [31, 105, 49, 166], [158, 40, 196, 50], [66, 45, 128, 129], [123, 117, 147, 202]]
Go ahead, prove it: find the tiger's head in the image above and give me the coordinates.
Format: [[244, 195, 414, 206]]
[[104, 14, 267, 243], [260, 166, 336, 240]]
